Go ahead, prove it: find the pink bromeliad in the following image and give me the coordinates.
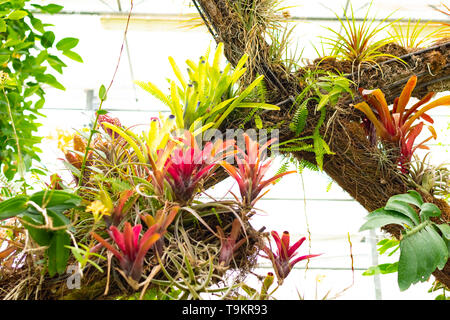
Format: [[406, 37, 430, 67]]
[[221, 134, 295, 207], [91, 222, 160, 281], [262, 231, 321, 283], [163, 131, 234, 203]]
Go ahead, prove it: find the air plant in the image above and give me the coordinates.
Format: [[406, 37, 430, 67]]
[[91, 222, 160, 282], [408, 153, 450, 198], [322, 2, 397, 66], [216, 218, 246, 267], [388, 19, 444, 50], [353, 75, 450, 172], [262, 231, 321, 284], [434, 3, 450, 27], [221, 134, 295, 207]]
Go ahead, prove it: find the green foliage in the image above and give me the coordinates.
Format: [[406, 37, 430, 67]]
[[388, 19, 444, 49], [288, 71, 351, 169], [360, 190, 450, 291], [428, 280, 450, 300], [363, 238, 399, 276], [0, 189, 82, 276], [321, 1, 397, 65], [66, 243, 106, 273], [0, 0, 81, 181], [135, 42, 279, 132]]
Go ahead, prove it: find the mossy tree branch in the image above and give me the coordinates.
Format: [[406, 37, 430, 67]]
[[194, 0, 450, 288]]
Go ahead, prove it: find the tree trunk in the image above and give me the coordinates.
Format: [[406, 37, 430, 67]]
[[194, 0, 450, 288]]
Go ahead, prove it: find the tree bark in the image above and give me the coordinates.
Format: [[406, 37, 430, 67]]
[[195, 0, 450, 288]]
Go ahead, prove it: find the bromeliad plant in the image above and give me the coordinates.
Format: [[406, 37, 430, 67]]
[[353, 75, 450, 172], [216, 218, 246, 267], [359, 190, 450, 291], [262, 230, 321, 284], [221, 134, 295, 207], [91, 222, 160, 284], [135, 43, 279, 132], [163, 131, 234, 204]]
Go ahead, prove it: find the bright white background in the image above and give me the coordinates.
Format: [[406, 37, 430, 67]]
[[26, 0, 450, 299]]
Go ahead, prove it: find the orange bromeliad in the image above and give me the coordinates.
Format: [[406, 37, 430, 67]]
[[353, 75, 450, 172]]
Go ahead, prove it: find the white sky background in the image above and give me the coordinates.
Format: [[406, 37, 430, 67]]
[[26, 0, 450, 299]]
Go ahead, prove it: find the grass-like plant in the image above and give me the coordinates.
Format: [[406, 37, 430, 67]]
[[322, 2, 397, 66], [388, 19, 445, 49]]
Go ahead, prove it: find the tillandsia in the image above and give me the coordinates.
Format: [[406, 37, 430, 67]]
[[353, 75, 450, 172], [408, 153, 450, 198], [221, 134, 295, 207], [91, 222, 160, 282], [321, 1, 397, 66], [262, 231, 321, 284]]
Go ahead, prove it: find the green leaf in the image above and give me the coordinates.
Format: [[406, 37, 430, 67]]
[[435, 223, 450, 240], [6, 10, 28, 20], [386, 190, 424, 208], [46, 55, 67, 74], [30, 17, 45, 33], [425, 225, 448, 270], [398, 235, 418, 291], [62, 50, 83, 63], [0, 19, 6, 32], [359, 208, 413, 232], [40, 31, 55, 48], [254, 114, 263, 129], [47, 231, 70, 276], [398, 225, 448, 291], [316, 94, 330, 111], [363, 262, 398, 276], [385, 199, 420, 226], [377, 238, 399, 255], [21, 213, 52, 246], [98, 84, 107, 101], [35, 73, 65, 90], [420, 203, 441, 221], [29, 190, 82, 213], [31, 4, 64, 14], [56, 37, 79, 51], [0, 195, 29, 220]]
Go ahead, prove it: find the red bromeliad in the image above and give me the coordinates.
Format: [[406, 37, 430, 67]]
[[353, 75, 449, 171], [97, 113, 122, 139], [262, 231, 321, 283], [221, 134, 295, 207], [163, 131, 234, 203], [91, 222, 160, 282], [216, 218, 247, 267]]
